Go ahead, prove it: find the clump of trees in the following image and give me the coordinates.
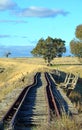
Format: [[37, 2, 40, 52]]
[[70, 24, 82, 60], [31, 36, 66, 66]]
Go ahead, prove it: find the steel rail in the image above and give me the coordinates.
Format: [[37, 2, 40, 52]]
[[45, 72, 60, 118], [48, 73, 66, 113]]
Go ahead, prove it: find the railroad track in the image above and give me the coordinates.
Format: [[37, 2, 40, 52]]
[[1, 72, 62, 130]]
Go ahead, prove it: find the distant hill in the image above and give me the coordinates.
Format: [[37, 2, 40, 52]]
[[0, 45, 71, 58]]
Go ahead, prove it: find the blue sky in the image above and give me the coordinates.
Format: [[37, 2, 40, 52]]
[[0, 0, 82, 47]]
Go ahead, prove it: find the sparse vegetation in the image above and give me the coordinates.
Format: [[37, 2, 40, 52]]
[[69, 91, 81, 103], [69, 91, 82, 113], [34, 114, 81, 130]]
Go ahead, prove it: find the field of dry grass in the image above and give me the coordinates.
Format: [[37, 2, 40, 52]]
[[0, 57, 82, 128], [0, 57, 46, 87], [0, 58, 47, 100], [0, 57, 82, 102], [52, 57, 82, 76]]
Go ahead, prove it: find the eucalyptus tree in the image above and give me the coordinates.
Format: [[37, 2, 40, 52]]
[[31, 36, 66, 66]]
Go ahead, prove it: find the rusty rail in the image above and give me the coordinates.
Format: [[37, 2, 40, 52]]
[[45, 72, 60, 118]]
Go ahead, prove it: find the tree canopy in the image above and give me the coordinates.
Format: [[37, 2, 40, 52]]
[[31, 36, 66, 65], [70, 24, 82, 58], [70, 40, 82, 57], [75, 24, 82, 40]]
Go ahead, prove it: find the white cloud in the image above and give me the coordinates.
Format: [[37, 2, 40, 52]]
[[0, 0, 69, 18], [0, 0, 16, 10], [14, 6, 69, 17]]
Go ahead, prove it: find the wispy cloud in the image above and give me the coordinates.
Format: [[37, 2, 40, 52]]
[[0, 34, 10, 38], [0, 20, 28, 23], [0, 0, 17, 11], [21, 36, 28, 38], [0, 0, 69, 18], [13, 35, 28, 38], [14, 6, 69, 18], [0, 34, 28, 39]]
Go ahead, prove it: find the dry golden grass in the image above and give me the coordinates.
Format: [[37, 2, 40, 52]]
[[0, 57, 82, 128], [0, 57, 82, 100], [52, 57, 81, 65], [33, 114, 81, 130], [0, 58, 46, 85], [51, 57, 82, 76], [0, 58, 49, 102], [0, 57, 82, 99]]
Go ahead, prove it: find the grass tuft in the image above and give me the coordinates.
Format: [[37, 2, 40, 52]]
[[34, 114, 81, 130]]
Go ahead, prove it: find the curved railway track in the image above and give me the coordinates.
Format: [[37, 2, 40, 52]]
[[1, 72, 63, 130]]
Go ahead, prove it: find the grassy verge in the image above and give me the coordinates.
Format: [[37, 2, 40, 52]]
[[33, 114, 81, 130]]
